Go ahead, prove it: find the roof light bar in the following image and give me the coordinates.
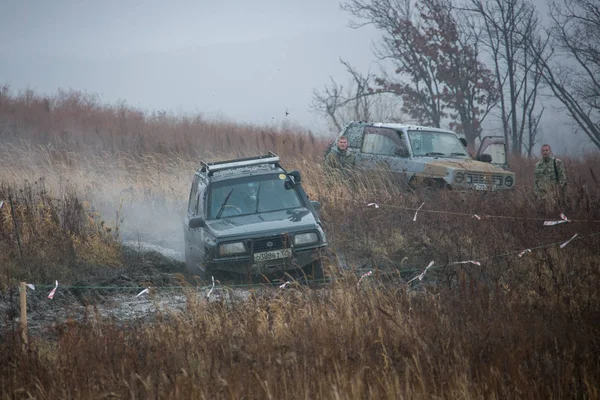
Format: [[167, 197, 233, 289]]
[[200, 152, 280, 174]]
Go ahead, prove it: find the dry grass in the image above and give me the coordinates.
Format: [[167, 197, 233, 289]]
[[1, 88, 599, 398]]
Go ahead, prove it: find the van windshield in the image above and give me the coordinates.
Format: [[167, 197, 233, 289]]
[[408, 131, 468, 157], [208, 174, 304, 219]]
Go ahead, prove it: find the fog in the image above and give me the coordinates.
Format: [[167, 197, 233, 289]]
[[0, 0, 595, 156]]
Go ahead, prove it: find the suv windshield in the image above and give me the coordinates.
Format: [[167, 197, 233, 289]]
[[207, 173, 304, 219], [408, 130, 468, 157]]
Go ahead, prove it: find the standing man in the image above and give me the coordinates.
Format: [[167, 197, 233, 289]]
[[325, 136, 356, 170], [534, 144, 567, 197]]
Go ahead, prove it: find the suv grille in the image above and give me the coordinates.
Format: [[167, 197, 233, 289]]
[[252, 235, 290, 252], [467, 173, 505, 186]]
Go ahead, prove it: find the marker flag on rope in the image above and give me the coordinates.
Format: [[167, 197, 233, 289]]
[[279, 281, 291, 289], [413, 202, 426, 222], [367, 203, 380, 209], [206, 276, 215, 299], [47, 281, 58, 299], [472, 214, 481, 220], [450, 260, 481, 266], [518, 249, 532, 258], [136, 287, 150, 297], [357, 270, 372, 287], [408, 261, 435, 283], [560, 233, 578, 249], [544, 213, 570, 226], [26, 283, 35, 290], [0, 201, 4, 209]]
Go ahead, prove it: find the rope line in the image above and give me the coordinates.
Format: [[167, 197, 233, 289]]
[[22, 231, 600, 292], [331, 195, 600, 223]]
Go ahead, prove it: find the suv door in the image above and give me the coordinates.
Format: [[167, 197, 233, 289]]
[[476, 136, 509, 170], [325, 121, 366, 158], [356, 126, 411, 185], [185, 176, 207, 269]]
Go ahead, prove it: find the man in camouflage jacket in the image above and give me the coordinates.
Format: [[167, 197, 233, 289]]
[[534, 144, 567, 196], [325, 136, 356, 170]]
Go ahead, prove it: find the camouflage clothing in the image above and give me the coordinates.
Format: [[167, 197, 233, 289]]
[[325, 149, 356, 170], [534, 156, 567, 195]]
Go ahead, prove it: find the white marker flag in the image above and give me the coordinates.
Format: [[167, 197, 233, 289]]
[[544, 213, 570, 226], [450, 260, 481, 266], [408, 261, 435, 283], [518, 249, 532, 258], [413, 202, 426, 222], [367, 203, 380, 209], [206, 276, 215, 299], [472, 214, 481, 220], [0, 201, 4, 209], [560, 233, 578, 249], [279, 281, 291, 289], [47, 281, 58, 300], [357, 270, 372, 287], [136, 287, 150, 297], [26, 283, 35, 290]]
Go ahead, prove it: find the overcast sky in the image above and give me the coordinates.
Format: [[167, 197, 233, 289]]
[[0, 1, 594, 155], [0, 1, 382, 133]]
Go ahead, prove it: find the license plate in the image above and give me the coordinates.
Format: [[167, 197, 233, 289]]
[[473, 183, 488, 191], [254, 248, 292, 262]]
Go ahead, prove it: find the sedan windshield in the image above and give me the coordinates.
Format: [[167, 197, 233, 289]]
[[408, 130, 468, 157], [208, 174, 303, 219]]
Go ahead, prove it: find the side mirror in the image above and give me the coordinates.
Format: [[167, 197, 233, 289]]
[[477, 154, 492, 163], [310, 200, 321, 211], [289, 170, 302, 184], [189, 217, 205, 229], [459, 138, 468, 148], [394, 147, 409, 157]]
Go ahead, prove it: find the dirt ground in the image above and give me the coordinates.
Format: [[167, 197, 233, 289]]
[[0, 245, 263, 340]]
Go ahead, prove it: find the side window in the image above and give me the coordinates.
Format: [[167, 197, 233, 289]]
[[196, 180, 208, 216], [361, 127, 406, 156], [343, 122, 366, 148], [188, 175, 199, 213]]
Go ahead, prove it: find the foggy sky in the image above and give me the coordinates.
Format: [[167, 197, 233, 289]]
[[0, 1, 380, 131], [0, 1, 594, 155]]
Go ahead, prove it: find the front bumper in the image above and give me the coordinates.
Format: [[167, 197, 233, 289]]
[[206, 244, 329, 276]]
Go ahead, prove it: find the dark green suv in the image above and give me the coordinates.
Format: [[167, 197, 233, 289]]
[[184, 152, 328, 281]]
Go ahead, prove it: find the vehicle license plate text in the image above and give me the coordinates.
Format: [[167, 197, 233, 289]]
[[473, 183, 488, 191], [254, 248, 292, 262]]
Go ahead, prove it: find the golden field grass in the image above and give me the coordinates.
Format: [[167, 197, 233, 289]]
[[1, 88, 599, 398]]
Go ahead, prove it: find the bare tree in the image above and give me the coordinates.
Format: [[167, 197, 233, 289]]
[[465, 0, 546, 155], [339, 0, 498, 146], [311, 59, 403, 131], [529, 0, 600, 149]]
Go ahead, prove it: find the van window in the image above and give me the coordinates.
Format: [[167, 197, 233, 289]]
[[361, 127, 406, 156]]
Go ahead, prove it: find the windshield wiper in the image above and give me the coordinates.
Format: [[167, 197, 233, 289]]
[[424, 152, 446, 157], [215, 188, 234, 219], [254, 183, 262, 213], [450, 152, 467, 156]]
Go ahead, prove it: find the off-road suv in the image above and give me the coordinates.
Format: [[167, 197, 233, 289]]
[[326, 122, 516, 191], [184, 152, 328, 280]]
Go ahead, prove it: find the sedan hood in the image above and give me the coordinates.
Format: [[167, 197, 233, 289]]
[[205, 208, 317, 239]]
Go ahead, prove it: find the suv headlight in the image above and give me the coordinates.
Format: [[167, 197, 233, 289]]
[[219, 242, 246, 256], [505, 176, 514, 187], [294, 232, 318, 246], [455, 172, 464, 183]]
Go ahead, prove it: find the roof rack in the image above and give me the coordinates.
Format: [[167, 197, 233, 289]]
[[199, 151, 280, 176]]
